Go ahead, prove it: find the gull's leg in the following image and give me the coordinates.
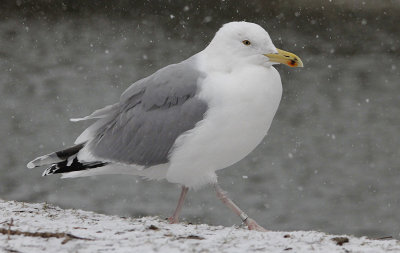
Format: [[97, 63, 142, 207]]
[[214, 184, 267, 232], [168, 186, 189, 224]]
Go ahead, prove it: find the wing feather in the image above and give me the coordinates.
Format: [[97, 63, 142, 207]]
[[81, 57, 208, 166]]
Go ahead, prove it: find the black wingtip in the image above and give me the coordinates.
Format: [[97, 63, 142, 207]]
[[42, 164, 59, 176], [43, 158, 108, 176]]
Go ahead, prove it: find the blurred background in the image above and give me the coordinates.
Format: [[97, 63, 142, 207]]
[[1, 0, 399, 239]]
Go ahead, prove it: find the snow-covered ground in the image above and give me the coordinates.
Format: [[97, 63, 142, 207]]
[[0, 199, 399, 253]]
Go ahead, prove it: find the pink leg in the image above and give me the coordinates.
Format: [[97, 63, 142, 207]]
[[168, 186, 189, 224], [214, 184, 267, 232]]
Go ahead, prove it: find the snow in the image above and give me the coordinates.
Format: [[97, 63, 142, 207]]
[[0, 199, 399, 253]]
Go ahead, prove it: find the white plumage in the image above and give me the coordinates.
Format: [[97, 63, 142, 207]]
[[28, 21, 303, 231]]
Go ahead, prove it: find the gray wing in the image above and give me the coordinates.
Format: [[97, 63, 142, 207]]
[[85, 57, 208, 167]]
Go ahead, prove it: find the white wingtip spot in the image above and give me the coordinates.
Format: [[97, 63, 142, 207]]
[[26, 154, 56, 169], [27, 162, 35, 169], [70, 118, 82, 122], [42, 167, 52, 176]]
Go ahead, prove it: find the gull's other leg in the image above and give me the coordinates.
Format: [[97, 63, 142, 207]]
[[214, 184, 267, 232], [168, 186, 189, 224]]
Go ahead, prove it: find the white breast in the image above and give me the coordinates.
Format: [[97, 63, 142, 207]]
[[166, 64, 282, 189]]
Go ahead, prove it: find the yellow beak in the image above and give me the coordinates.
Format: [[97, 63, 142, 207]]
[[264, 48, 304, 68]]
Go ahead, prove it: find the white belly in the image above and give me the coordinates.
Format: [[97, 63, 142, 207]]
[[166, 65, 282, 189]]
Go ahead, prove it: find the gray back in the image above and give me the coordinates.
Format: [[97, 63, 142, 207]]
[[87, 57, 208, 166]]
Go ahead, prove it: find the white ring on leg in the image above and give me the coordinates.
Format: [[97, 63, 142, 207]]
[[239, 212, 249, 222]]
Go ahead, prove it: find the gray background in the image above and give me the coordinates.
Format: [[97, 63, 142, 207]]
[[1, 0, 399, 239]]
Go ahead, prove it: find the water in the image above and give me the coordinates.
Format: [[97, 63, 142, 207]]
[[1, 2, 399, 239]]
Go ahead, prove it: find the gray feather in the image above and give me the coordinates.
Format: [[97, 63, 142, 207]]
[[85, 57, 208, 166], [71, 103, 119, 122]]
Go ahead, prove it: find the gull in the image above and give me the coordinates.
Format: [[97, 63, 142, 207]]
[[27, 21, 303, 231]]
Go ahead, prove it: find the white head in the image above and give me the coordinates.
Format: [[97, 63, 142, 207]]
[[204, 22, 303, 70]]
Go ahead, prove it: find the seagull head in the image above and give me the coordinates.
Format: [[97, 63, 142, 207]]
[[205, 21, 303, 69]]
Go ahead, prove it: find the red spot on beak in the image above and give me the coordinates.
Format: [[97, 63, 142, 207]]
[[288, 60, 296, 67]]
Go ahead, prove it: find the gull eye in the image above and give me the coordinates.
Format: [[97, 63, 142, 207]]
[[242, 40, 251, 46]]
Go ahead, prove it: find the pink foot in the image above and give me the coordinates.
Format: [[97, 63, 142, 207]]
[[167, 216, 179, 224], [245, 218, 268, 232]]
